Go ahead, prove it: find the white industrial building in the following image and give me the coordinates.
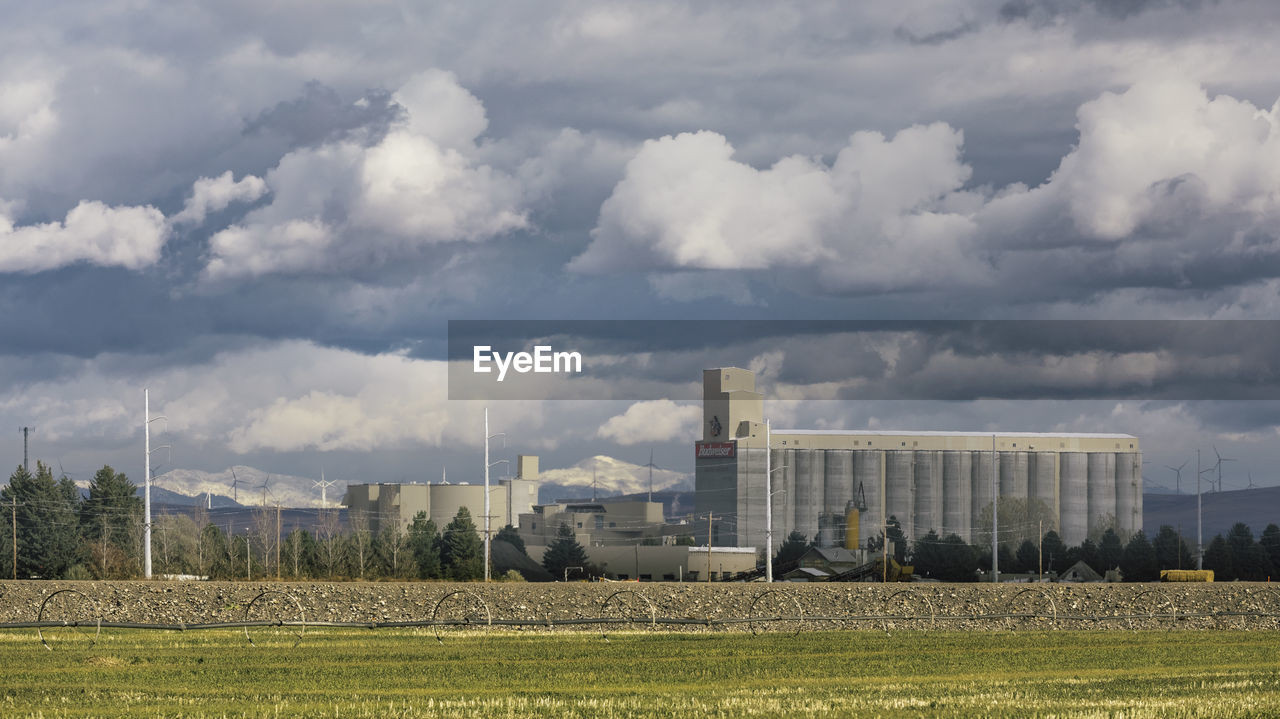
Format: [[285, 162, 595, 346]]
[[694, 367, 1141, 552], [342, 455, 540, 536]]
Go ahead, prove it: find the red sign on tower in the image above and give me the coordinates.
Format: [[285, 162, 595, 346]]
[[695, 442, 736, 459]]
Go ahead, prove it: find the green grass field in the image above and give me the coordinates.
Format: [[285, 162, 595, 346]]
[[2, 628, 1279, 717]]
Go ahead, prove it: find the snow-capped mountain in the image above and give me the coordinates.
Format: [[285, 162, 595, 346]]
[[152, 466, 337, 508], [537, 455, 692, 503]]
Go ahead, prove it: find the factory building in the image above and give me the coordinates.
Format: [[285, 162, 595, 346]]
[[342, 455, 540, 536], [694, 368, 1141, 551], [518, 498, 666, 548]]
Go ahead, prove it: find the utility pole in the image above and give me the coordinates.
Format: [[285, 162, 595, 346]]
[[1038, 519, 1043, 580], [483, 408, 506, 582], [245, 529, 251, 581], [275, 503, 281, 581], [729, 420, 779, 582], [882, 519, 888, 583], [141, 390, 168, 579], [1196, 449, 1204, 570], [11, 497, 16, 580], [144, 390, 152, 579], [992, 434, 999, 584], [21, 426, 29, 473], [764, 419, 773, 583], [707, 511, 713, 582]]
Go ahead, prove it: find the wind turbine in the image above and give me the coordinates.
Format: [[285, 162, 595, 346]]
[[258, 474, 273, 506], [1165, 460, 1189, 494], [1213, 445, 1236, 493], [1247, 471, 1258, 490], [642, 449, 661, 504], [313, 468, 337, 508], [230, 468, 241, 505]]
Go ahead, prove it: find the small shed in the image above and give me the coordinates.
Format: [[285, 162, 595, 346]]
[[797, 546, 862, 575], [1058, 560, 1103, 583], [781, 567, 831, 583]]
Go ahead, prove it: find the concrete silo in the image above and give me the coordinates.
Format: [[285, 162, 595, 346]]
[[942, 450, 973, 542]]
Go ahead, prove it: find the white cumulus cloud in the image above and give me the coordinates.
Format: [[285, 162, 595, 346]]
[[0, 200, 167, 273], [203, 70, 527, 281], [597, 399, 702, 445], [570, 124, 988, 292], [173, 171, 268, 226]]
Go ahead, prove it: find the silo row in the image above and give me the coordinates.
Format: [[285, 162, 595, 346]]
[[757, 448, 1140, 551]]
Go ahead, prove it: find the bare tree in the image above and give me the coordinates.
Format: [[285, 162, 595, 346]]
[[284, 523, 305, 578], [252, 506, 277, 579], [316, 508, 342, 578], [348, 510, 372, 579], [377, 523, 413, 579]]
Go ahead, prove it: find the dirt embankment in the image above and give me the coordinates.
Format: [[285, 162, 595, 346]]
[[3, 580, 1277, 631]]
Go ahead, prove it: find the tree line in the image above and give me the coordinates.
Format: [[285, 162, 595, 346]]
[[0, 463, 538, 581], [814, 513, 1280, 582]]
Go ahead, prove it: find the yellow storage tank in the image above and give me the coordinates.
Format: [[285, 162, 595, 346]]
[[844, 506, 860, 550]]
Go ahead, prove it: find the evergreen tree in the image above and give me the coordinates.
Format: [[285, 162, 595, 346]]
[[1040, 530, 1067, 574], [938, 534, 978, 582], [542, 522, 591, 581], [1260, 524, 1280, 575], [1203, 534, 1235, 580], [80, 465, 143, 578], [495, 525, 527, 555], [997, 543, 1015, 574], [1119, 530, 1159, 581], [1077, 538, 1101, 574], [1014, 539, 1039, 574], [440, 507, 484, 580], [1223, 523, 1274, 581], [910, 530, 944, 578], [773, 530, 810, 568], [978, 542, 1016, 574], [1241, 543, 1276, 582], [0, 463, 81, 578], [1098, 529, 1124, 571], [1152, 525, 1194, 571], [407, 512, 441, 579]]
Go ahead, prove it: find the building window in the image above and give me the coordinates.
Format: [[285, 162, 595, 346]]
[[663, 574, 676, 581], [531, 523, 536, 530], [617, 574, 629, 580], [609, 522, 616, 528], [577, 522, 583, 528], [640, 574, 652, 581], [687, 571, 699, 581], [595, 516, 604, 529]]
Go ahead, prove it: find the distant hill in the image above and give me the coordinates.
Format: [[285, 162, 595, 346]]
[[137, 485, 241, 509], [1143, 486, 1280, 540]]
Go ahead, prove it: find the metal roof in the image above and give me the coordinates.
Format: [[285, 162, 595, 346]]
[[772, 429, 1137, 439]]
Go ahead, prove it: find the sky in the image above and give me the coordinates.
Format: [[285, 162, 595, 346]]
[[4, 0, 1280, 505]]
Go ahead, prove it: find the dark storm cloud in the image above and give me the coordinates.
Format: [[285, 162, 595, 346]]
[[894, 20, 980, 46], [998, 0, 1204, 22], [447, 320, 1280, 401], [242, 82, 405, 149]]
